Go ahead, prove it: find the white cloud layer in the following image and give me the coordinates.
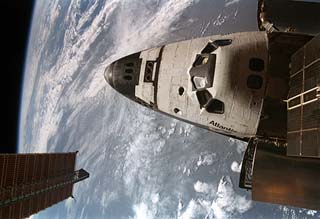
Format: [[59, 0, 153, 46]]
[[197, 153, 217, 167], [213, 176, 252, 217], [228, 138, 247, 154], [306, 210, 317, 216], [179, 199, 206, 219], [179, 176, 252, 219], [230, 161, 242, 173], [151, 193, 160, 204], [225, 0, 240, 7], [194, 181, 215, 194], [133, 202, 153, 219]]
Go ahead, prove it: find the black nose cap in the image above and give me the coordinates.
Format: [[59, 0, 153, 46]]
[[103, 53, 141, 97], [104, 64, 114, 88]]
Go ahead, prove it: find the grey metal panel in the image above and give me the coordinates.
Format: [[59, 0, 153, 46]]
[[287, 132, 300, 156], [303, 99, 319, 130], [305, 35, 320, 66], [287, 107, 300, 132], [287, 34, 320, 158], [288, 72, 302, 98], [257, 97, 287, 138], [304, 61, 320, 91], [302, 130, 320, 157], [252, 142, 320, 210], [290, 48, 303, 75]]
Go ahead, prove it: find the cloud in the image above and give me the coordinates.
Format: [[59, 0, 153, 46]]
[[228, 138, 247, 154], [151, 193, 160, 204], [21, 0, 121, 153], [180, 176, 252, 219], [230, 161, 241, 173], [133, 202, 154, 219], [212, 176, 252, 218], [225, 0, 240, 7], [194, 181, 215, 194], [111, 0, 200, 58], [100, 192, 108, 208], [179, 199, 206, 219], [306, 210, 317, 216], [65, 197, 73, 212], [197, 153, 217, 167]]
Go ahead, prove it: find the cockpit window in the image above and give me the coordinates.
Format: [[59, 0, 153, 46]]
[[193, 54, 209, 67], [200, 39, 232, 54], [189, 40, 229, 114], [201, 42, 218, 54], [192, 76, 207, 89], [206, 99, 225, 114], [196, 90, 225, 114], [213, 39, 232, 47], [190, 54, 216, 90], [196, 90, 212, 108]]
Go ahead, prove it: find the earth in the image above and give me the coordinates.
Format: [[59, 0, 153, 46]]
[[19, 0, 319, 218]]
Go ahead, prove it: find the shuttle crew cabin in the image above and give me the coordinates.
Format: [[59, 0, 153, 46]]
[[105, 31, 315, 141], [105, 32, 270, 139], [104, 30, 320, 210]]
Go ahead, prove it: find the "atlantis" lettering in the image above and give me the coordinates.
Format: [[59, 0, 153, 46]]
[[209, 120, 235, 132]]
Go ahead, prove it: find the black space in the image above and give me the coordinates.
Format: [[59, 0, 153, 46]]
[[2, 1, 35, 153]]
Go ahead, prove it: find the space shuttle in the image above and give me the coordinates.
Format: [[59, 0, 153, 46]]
[[104, 0, 320, 210]]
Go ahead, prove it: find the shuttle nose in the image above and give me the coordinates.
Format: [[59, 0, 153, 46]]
[[104, 64, 114, 88], [103, 53, 141, 98]]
